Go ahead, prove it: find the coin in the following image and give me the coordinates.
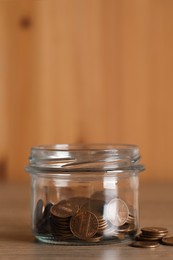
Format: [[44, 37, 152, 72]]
[[34, 196, 137, 243], [135, 234, 161, 241], [85, 233, 103, 243], [98, 219, 108, 231], [130, 241, 160, 248], [161, 236, 173, 246], [70, 210, 99, 240], [102, 221, 115, 236], [141, 227, 168, 235], [117, 223, 130, 232], [142, 232, 166, 237], [34, 201, 53, 234], [49, 218, 60, 234], [50, 200, 79, 218], [42, 202, 53, 219], [69, 197, 90, 208], [106, 198, 129, 226], [91, 190, 118, 203], [81, 199, 105, 216], [112, 233, 125, 240], [127, 214, 135, 224], [34, 199, 44, 226], [134, 226, 169, 245], [139, 227, 168, 242]]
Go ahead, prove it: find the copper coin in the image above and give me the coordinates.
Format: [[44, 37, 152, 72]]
[[127, 223, 136, 232], [127, 214, 135, 224], [36, 202, 53, 233], [81, 199, 105, 216], [130, 241, 160, 248], [161, 236, 173, 246], [85, 234, 103, 243], [117, 223, 130, 232], [91, 190, 117, 203], [106, 198, 129, 226], [70, 210, 99, 240], [141, 227, 168, 235], [112, 233, 125, 240], [135, 234, 160, 241], [42, 202, 53, 219], [98, 219, 108, 231], [50, 200, 79, 218], [34, 199, 44, 225], [69, 197, 90, 208], [140, 233, 166, 239]]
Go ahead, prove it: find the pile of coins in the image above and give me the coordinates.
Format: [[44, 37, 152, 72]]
[[33, 196, 137, 243], [34, 199, 173, 246], [130, 227, 173, 248]]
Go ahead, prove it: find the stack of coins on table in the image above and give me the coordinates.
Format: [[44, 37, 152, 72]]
[[136, 227, 169, 241], [130, 227, 173, 248], [33, 195, 138, 244]]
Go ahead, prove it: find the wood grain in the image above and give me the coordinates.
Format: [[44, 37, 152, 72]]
[[0, 0, 173, 181], [0, 1, 8, 180]]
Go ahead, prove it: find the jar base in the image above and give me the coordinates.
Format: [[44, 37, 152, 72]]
[[35, 232, 137, 245]]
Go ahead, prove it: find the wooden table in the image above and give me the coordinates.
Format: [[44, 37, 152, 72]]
[[0, 182, 173, 260]]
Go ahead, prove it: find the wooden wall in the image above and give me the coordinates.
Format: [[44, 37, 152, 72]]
[[1, 0, 173, 182]]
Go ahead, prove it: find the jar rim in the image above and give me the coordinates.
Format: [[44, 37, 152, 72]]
[[25, 143, 144, 173], [31, 143, 137, 151]]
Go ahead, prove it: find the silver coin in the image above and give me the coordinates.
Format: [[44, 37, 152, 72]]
[[106, 198, 129, 226]]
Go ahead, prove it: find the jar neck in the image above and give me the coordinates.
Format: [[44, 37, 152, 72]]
[[26, 144, 145, 173]]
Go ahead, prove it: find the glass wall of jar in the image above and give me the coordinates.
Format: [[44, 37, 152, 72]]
[[25, 144, 144, 245]]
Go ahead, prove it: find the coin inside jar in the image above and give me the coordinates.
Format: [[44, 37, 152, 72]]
[[106, 198, 129, 226], [81, 199, 105, 216], [69, 197, 90, 209], [141, 227, 168, 235], [50, 200, 79, 218], [70, 210, 99, 240], [34, 199, 44, 226]]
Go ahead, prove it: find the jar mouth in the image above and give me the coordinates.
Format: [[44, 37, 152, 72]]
[[25, 144, 144, 173], [32, 143, 137, 151]]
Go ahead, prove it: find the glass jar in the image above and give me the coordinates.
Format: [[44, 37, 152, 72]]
[[25, 144, 144, 245]]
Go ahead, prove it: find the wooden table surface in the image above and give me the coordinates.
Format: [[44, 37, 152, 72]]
[[0, 182, 173, 260]]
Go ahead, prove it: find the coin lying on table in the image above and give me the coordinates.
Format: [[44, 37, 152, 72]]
[[141, 227, 168, 235], [135, 234, 161, 241], [130, 241, 160, 248], [161, 236, 173, 246]]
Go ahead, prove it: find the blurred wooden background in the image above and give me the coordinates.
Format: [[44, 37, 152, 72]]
[[0, 0, 173, 182]]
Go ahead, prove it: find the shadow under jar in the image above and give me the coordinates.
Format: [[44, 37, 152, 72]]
[[25, 144, 144, 245]]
